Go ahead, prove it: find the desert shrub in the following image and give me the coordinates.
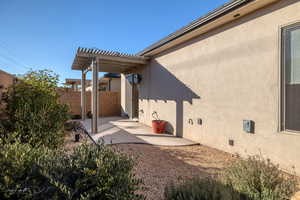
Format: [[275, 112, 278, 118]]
[[0, 139, 58, 200], [165, 156, 298, 200], [164, 177, 245, 200], [43, 143, 143, 200], [222, 155, 297, 200], [0, 141, 144, 200], [0, 69, 69, 149]]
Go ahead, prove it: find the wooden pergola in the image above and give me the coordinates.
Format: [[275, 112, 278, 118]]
[[71, 47, 149, 134]]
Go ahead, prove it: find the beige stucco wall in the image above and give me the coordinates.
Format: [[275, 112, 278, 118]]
[[0, 70, 15, 90], [0, 70, 15, 118], [121, 74, 133, 117], [138, 0, 300, 174]]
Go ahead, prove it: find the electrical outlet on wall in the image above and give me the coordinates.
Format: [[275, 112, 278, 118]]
[[197, 118, 202, 125], [243, 120, 255, 133]]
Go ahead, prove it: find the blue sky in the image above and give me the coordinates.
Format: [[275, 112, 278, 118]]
[[0, 0, 228, 83]]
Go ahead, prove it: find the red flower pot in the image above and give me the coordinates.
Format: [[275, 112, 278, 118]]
[[152, 120, 166, 134]]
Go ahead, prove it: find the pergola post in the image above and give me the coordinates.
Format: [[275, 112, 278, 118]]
[[81, 70, 86, 120], [91, 58, 99, 134]]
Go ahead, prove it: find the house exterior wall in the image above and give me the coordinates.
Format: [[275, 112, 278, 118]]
[[121, 74, 133, 117], [138, 0, 300, 174], [0, 70, 15, 90], [0, 70, 15, 118], [109, 78, 121, 92]]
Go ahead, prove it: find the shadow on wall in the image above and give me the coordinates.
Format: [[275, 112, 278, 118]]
[[139, 60, 200, 137], [137, 0, 299, 137]]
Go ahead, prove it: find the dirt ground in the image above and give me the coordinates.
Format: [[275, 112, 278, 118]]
[[112, 144, 234, 200]]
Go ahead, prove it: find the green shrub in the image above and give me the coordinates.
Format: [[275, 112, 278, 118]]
[[0, 141, 144, 200], [165, 155, 298, 200], [222, 155, 297, 200], [44, 143, 143, 200], [0, 139, 58, 200], [164, 177, 245, 200], [0, 69, 69, 149]]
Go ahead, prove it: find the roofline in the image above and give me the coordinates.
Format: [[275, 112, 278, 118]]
[[137, 0, 254, 56], [0, 69, 15, 77]]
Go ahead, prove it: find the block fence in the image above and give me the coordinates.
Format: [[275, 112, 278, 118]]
[[58, 89, 121, 117]]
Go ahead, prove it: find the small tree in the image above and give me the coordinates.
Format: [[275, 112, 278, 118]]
[[1, 69, 69, 149], [21, 69, 59, 91]]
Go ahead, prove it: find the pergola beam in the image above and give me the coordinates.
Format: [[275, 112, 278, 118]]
[[99, 60, 142, 67], [98, 68, 130, 73], [77, 53, 148, 65]]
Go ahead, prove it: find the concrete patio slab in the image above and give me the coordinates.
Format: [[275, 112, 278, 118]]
[[81, 117, 199, 146]]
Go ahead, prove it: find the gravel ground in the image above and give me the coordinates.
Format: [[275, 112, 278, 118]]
[[64, 136, 299, 200], [112, 144, 234, 200], [63, 131, 88, 151]]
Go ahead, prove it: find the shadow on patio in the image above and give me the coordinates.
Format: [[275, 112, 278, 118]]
[[81, 116, 199, 146]]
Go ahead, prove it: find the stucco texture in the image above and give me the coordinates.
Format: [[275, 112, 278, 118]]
[[138, 0, 300, 174]]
